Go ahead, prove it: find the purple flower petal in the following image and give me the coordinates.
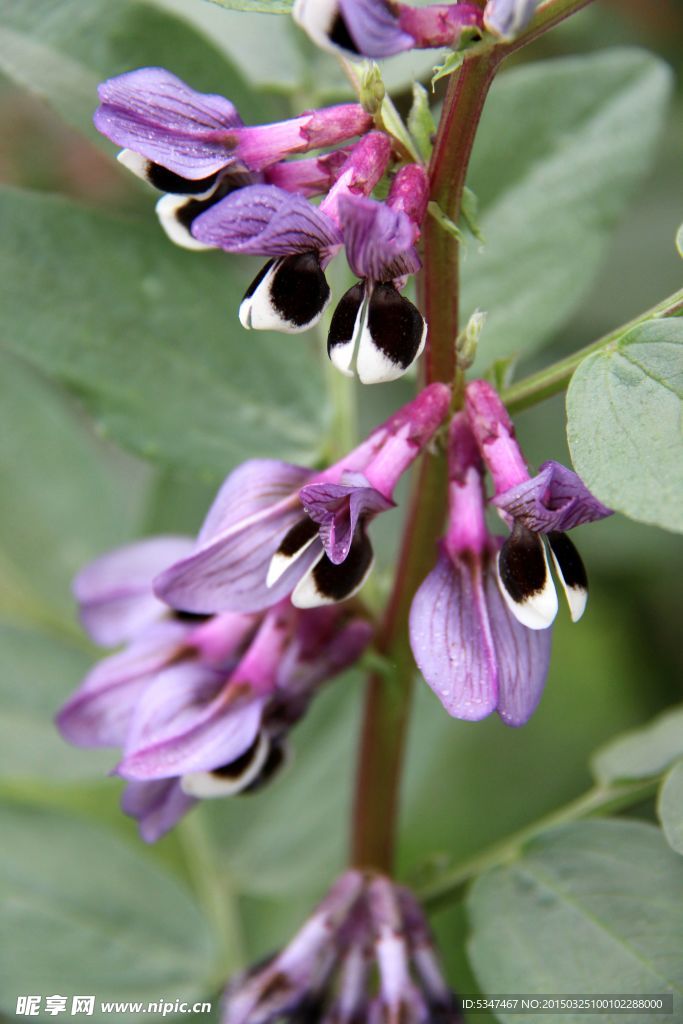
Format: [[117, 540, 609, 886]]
[[485, 569, 552, 726], [56, 619, 189, 748], [299, 478, 393, 565], [94, 68, 243, 179], [156, 461, 316, 614], [409, 550, 499, 721], [293, 0, 415, 59], [119, 662, 266, 779], [338, 194, 420, 282], [493, 460, 612, 533], [73, 535, 195, 646], [192, 184, 342, 256], [484, 0, 538, 40], [121, 779, 196, 843], [277, 608, 372, 697]]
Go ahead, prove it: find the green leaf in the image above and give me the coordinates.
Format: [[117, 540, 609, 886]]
[[407, 82, 436, 162], [0, 805, 219, 1016], [203, 0, 292, 11], [591, 705, 683, 785], [677, 223, 683, 259], [0, 187, 326, 477], [428, 201, 464, 242], [431, 50, 466, 88], [0, 624, 113, 783], [0, 352, 150, 627], [566, 318, 683, 533], [464, 49, 672, 372], [467, 820, 683, 1022], [658, 760, 683, 856]]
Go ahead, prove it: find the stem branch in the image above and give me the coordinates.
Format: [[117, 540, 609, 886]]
[[420, 777, 659, 910], [502, 287, 683, 413], [350, 53, 499, 872]]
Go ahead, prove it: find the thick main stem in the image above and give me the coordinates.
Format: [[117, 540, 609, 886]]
[[350, 55, 499, 872]]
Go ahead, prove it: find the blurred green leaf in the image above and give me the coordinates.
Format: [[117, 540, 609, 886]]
[[407, 82, 435, 163], [464, 49, 672, 372], [591, 705, 683, 785], [658, 759, 683, 856], [0, 188, 326, 476], [676, 223, 683, 259], [467, 821, 683, 1022], [0, 352, 149, 625], [0, 805, 219, 1017], [567, 318, 683, 533], [0, 625, 113, 783], [204, 0, 292, 11]]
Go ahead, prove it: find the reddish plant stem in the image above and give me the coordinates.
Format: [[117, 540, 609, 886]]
[[350, 54, 499, 873], [350, 0, 598, 875]]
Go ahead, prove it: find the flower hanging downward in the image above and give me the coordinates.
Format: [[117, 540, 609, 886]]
[[328, 164, 430, 384], [193, 131, 392, 336], [222, 870, 462, 1023], [155, 384, 450, 615], [410, 414, 552, 726], [58, 538, 371, 840], [94, 67, 371, 249], [466, 380, 612, 630]]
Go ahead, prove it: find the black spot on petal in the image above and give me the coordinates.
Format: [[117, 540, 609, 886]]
[[147, 163, 219, 195], [328, 282, 365, 354], [309, 525, 373, 602], [329, 13, 362, 54], [498, 523, 548, 604], [547, 531, 588, 592], [277, 516, 318, 558], [269, 252, 330, 329], [175, 174, 248, 232], [241, 741, 288, 795], [243, 259, 276, 301], [212, 733, 264, 782], [366, 282, 425, 369]]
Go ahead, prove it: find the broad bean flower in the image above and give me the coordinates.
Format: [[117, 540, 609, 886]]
[[58, 538, 371, 840], [222, 870, 462, 1023], [410, 413, 552, 726], [155, 384, 450, 613], [465, 380, 612, 630]]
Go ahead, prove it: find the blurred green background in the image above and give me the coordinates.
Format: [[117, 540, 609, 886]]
[[0, 0, 681, 1020]]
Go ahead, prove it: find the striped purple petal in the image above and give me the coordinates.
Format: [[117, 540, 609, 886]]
[[485, 568, 552, 726], [73, 535, 195, 646], [299, 478, 393, 565], [56, 619, 189, 748], [192, 184, 342, 256], [121, 779, 196, 843], [119, 662, 266, 780], [293, 0, 415, 59], [409, 550, 499, 722], [94, 68, 243, 179], [338, 193, 420, 282], [493, 460, 613, 533], [155, 460, 315, 614]]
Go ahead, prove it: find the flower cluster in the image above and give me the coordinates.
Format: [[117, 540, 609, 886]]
[[223, 870, 462, 1023], [293, 0, 539, 57], [95, 70, 431, 383], [410, 380, 611, 726], [58, 536, 371, 841]]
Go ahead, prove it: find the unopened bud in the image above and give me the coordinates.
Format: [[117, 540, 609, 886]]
[[359, 62, 386, 117], [456, 309, 487, 369]]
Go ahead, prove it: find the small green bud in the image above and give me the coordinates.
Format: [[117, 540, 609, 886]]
[[456, 309, 487, 369], [359, 62, 385, 117]]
